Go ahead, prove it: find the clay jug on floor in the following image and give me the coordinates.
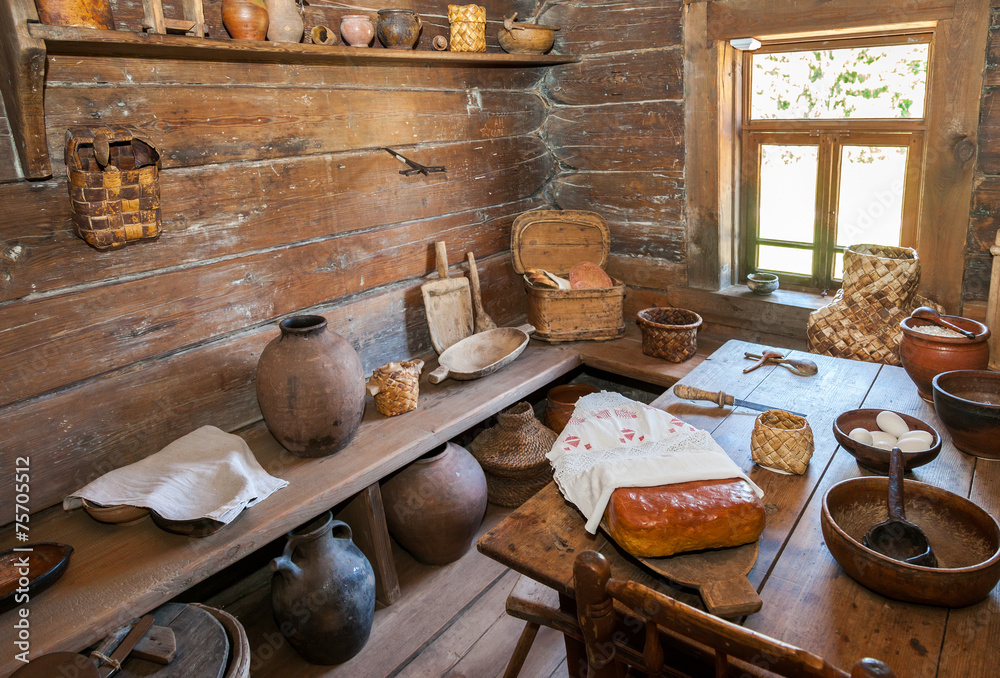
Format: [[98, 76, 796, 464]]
[[271, 512, 376, 665], [255, 315, 365, 457], [222, 0, 268, 40], [380, 442, 487, 565], [264, 0, 302, 42]]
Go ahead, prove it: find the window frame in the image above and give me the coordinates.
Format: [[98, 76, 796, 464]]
[[739, 35, 930, 292]]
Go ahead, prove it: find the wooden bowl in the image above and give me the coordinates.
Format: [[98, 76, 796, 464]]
[[832, 409, 941, 473], [81, 498, 149, 525], [497, 21, 559, 54], [822, 476, 1000, 606], [932, 370, 1000, 459], [1, 543, 73, 613]]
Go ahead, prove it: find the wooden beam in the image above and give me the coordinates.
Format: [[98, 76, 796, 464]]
[[0, 0, 50, 178], [988, 229, 1000, 369]]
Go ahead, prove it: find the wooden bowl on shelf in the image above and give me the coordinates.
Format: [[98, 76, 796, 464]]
[[932, 370, 1000, 459], [1, 543, 73, 613], [832, 409, 941, 474], [81, 498, 149, 525], [150, 511, 227, 537], [498, 14, 559, 54], [822, 476, 1000, 607]]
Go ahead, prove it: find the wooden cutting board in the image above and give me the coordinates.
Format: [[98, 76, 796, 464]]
[[422, 241, 473, 354], [636, 541, 762, 618], [117, 603, 228, 678]]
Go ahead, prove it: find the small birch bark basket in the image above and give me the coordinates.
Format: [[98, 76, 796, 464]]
[[750, 410, 814, 475], [447, 4, 486, 52], [366, 360, 424, 417]]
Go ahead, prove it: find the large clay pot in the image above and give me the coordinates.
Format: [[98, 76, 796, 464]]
[[264, 0, 303, 43], [35, 0, 114, 29], [380, 442, 487, 565], [899, 315, 990, 402], [271, 512, 376, 665], [376, 9, 422, 49], [222, 0, 268, 40], [340, 14, 374, 47], [255, 315, 365, 457]]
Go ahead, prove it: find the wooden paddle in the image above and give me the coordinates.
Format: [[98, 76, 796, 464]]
[[636, 542, 762, 618], [421, 241, 473, 354]]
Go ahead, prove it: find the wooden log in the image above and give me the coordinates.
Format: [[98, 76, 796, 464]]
[[610, 221, 686, 264], [543, 102, 684, 171], [605, 254, 686, 291], [0, 252, 530, 517], [0, 0, 49, 178], [975, 87, 1000, 169], [544, 48, 683, 106], [0, 198, 541, 409], [541, 0, 682, 54], [43, 87, 546, 170], [548, 170, 684, 224], [969, 174, 1000, 253], [0, 135, 553, 302]]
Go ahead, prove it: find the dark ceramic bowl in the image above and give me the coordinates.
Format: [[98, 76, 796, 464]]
[[746, 272, 779, 295], [832, 408, 941, 473], [0, 543, 73, 613], [151, 511, 227, 538], [932, 370, 1000, 459], [822, 476, 1000, 607]]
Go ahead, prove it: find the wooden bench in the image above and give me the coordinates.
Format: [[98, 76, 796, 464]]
[[0, 325, 716, 676]]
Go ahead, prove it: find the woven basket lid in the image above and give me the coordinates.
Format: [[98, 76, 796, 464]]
[[511, 210, 610, 276]]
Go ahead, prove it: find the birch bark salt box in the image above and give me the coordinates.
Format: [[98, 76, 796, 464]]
[[511, 210, 625, 342]]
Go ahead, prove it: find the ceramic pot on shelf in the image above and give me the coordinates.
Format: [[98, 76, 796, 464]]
[[376, 9, 422, 49], [222, 0, 269, 40], [255, 315, 365, 457], [340, 14, 374, 47], [270, 512, 376, 665], [264, 0, 303, 42], [899, 315, 990, 402], [380, 442, 487, 565]]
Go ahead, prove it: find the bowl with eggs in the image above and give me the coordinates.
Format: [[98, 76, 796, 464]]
[[832, 408, 941, 473]]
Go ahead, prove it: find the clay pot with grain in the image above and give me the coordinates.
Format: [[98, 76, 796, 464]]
[[380, 442, 487, 565], [35, 0, 114, 29], [271, 512, 376, 665], [264, 0, 303, 42], [222, 0, 269, 40], [340, 14, 374, 47], [376, 9, 422, 49], [255, 315, 365, 457], [899, 315, 990, 402]]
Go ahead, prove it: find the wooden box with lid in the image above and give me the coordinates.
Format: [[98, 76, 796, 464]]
[[511, 210, 625, 342]]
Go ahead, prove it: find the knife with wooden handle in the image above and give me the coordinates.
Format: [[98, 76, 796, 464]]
[[673, 384, 807, 418]]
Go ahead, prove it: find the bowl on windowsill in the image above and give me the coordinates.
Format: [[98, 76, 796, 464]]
[[746, 273, 779, 296]]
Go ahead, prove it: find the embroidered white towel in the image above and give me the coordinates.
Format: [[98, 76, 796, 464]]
[[547, 391, 762, 533]]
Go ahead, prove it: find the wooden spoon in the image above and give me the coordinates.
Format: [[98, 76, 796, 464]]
[[862, 447, 937, 567], [911, 306, 977, 340]]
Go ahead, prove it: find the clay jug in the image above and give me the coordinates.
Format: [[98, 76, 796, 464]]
[[264, 0, 303, 43], [376, 9, 422, 49], [340, 14, 374, 47], [255, 315, 365, 457], [380, 442, 487, 565], [222, 0, 268, 40], [271, 512, 376, 665]]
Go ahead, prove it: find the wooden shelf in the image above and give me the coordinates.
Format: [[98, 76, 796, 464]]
[[28, 23, 580, 67]]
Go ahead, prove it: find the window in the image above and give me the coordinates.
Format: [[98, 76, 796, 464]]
[[741, 37, 929, 291]]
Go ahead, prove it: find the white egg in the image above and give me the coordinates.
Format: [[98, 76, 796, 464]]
[[897, 437, 931, 452], [876, 411, 909, 438], [897, 430, 934, 446], [849, 427, 874, 445], [869, 431, 898, 447], [872, 440, 895, 450]]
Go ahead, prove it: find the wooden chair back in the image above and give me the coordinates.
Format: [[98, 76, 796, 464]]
[[573, 551, 896, 678]]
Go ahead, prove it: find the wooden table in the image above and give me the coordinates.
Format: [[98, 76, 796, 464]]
[[477, 339, 1000, 678]]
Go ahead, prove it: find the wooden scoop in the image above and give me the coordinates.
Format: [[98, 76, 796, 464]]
[[421, 241, 473, 354], [466, 252, 497, 333], [862, 447, 937, 567], [911, 306, 977, 340]]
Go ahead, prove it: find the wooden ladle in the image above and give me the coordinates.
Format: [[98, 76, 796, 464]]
[[911, 306, 977, 340], [862, 447, 937, 567]]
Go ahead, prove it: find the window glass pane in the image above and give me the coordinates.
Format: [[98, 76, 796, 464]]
[[758, 245, 812, 276], [836, 146, 906, 248], [759, 145, 818, 243], [752, 44, 928, 119], [834, 252, 844, 280]]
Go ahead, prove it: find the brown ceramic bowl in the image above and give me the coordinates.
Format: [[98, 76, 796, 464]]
[[150, 511, 227, 538], [1, 543, 73, 613], [81, 498, 150, 526], [932, 370, 1000, 459], [498, 21, 559, 54], [899, 315, 990, 402], [822, 476, 1000, 606], [832, 409, 941, 473], [545, 383, 599, 434]]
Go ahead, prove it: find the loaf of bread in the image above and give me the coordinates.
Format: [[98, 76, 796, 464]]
[[603, 478, 765, 557]]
